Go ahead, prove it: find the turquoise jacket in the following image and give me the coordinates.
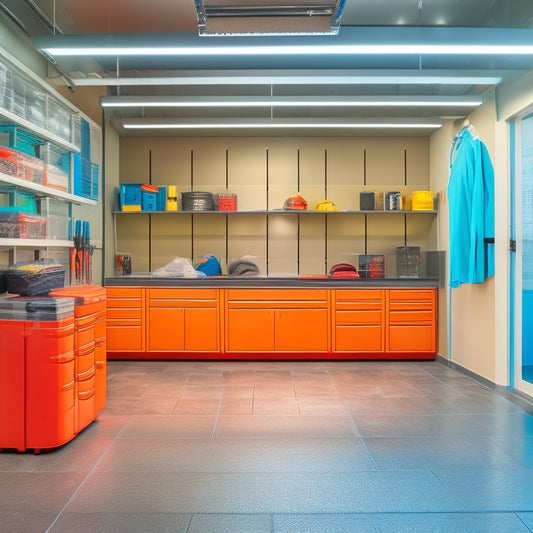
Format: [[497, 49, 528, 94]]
[[448, 128, 495, 287]]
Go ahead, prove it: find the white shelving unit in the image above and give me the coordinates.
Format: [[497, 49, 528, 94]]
[[0, 47, 100, 277]]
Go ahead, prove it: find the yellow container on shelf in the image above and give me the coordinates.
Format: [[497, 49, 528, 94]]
[[411, 191, 434, 211], [166, 185, 178, 211]]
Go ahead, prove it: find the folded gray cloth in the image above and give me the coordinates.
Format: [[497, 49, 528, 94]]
[[228, 259, 260, 276]]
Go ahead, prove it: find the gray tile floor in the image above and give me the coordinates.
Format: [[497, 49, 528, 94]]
[[1, 359, 533, 533]]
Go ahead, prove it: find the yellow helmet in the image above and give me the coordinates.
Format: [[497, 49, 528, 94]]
[[314, 199, 338, 211]]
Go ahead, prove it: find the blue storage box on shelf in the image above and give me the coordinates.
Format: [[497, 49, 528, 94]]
[[0, 125, 42, 157], [157, 186, 167, 211], [141, 191, 157, 211], [73, 153, 99, 201], [119, 184, 142, 211], [0, 186, 37, 213]]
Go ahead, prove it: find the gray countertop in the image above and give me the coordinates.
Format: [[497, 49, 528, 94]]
[[105, 276, 440, 289]]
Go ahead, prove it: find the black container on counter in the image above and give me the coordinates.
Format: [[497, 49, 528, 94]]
[[358, 254, 385, 279], [396, 246, 420, 278]]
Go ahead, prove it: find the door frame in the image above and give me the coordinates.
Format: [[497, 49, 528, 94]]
[[510, 112, 533, 397]]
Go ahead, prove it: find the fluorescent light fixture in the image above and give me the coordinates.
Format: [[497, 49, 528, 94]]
[[72, 70, 503, 87], [194, 0, 346, 36], [34, 27, 533, 57], [102, 95, 483, 108], [121, 117, 444, 129]]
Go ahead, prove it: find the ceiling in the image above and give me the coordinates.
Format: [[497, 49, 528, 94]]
[[3, 0, 533, 137]]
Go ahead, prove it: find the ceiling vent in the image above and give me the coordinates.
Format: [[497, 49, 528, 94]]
[[194, 0, 346, 36]]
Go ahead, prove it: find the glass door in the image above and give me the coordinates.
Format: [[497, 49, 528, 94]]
[[512, 112, 533, 396]]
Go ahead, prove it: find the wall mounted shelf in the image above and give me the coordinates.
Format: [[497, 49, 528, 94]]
[[112, 209, 437, 215], [1, 172, 97, 205]]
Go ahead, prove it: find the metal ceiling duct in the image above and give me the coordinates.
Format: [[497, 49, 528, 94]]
[[194, 0, 346, 36]]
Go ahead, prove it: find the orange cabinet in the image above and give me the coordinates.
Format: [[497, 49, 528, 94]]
[[226, 308, 275, 352], [147, 288, 220, 353], [225, 289, 329, 354], [275, 308, 329, 351], [333, 289, 386, 353], [106, 287, 145, 353], [387, 289, 437, 354]]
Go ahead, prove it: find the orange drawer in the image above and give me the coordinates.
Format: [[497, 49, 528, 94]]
[[73, 300, 106, 317], [106, 325, 143, 351], [389, 301, 434, 312], [149, 299, 218, 309], [106, 287, 143, 299], [107, 298, 142, 309], [94, 311, 106, 339], [78, 366, 96, 388], [336, 301, 382, 311], [77, 341, 95, 375], [335, 289, 383, 302], [75, 315, 95, 348], [389, 289, 435, 302], [389, 325, 435, 352], [107, 308, 143, 320], [336, 310, 382, 325], [335, 326, 384, 352], [389, 310, 434, 324], [226, 289, 328, 302], [149, 288, 218, 300]]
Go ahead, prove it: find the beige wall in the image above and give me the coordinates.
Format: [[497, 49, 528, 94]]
[[430, 100, 498, 381], [113, 136, 437, 279]]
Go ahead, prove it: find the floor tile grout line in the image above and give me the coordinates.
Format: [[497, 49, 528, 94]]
[[44, 417, 134, 533], [170, 370, 193, 415], [329, 365, 381, 471], [516, 512, 533, 532]]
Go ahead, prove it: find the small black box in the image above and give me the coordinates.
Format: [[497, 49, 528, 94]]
[[360, 192, 375, 210]]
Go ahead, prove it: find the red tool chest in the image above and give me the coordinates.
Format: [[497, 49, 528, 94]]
[[0, 297, 76, 452], [50, 285, 107, 424]]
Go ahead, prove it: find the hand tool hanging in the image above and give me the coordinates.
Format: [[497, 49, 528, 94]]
[[72, 219, 83, 284], [82, 221, 92, 284]]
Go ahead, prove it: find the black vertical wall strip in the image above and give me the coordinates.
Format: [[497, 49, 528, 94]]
[[363, 148, 367, 256], [363, 149, 367, 186], [225, 148, 229, 264], [225, 149, 229, 189], [324, 149, 328, 274], [404, 148, 408, 246], [297, 149, 300, 274], [100, 109, 106, 280], [297, 149, 300, 192], [225, 214, 229, 266], [364, 214, 368, 255], [266, 149, 269, 276], [148, 150, 152, 272], [404, 149, 408, 186], [190, 149, 194, 259], [190, 149, 194, 190]]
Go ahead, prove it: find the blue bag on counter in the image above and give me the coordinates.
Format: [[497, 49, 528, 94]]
[[195, 254, 221, 276]]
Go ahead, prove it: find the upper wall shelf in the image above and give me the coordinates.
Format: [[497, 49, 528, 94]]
[[112, 209, 438, 215], [0, 108, 79, 153], [0, 172, 97, 205]]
